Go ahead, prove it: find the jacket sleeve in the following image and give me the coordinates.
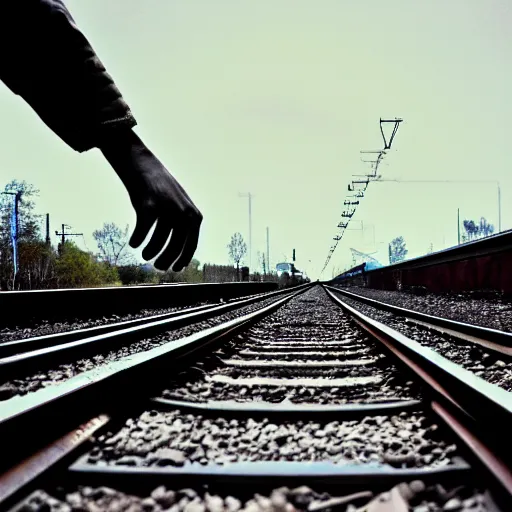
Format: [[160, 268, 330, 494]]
[[0, 0, 137, 152]]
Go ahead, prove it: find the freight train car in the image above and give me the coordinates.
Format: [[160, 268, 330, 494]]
[[331, 260, 383, 287]]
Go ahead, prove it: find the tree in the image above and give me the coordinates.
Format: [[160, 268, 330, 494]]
[[180, 258, 202, 283], [0, 180, 46, 289], [462, 220, 477, 241], [18, 240, 57, 289], [55, 241, 119, 288], [478, 217, 494, 238], [389, 236, 408, 264], [462, 217, 494, 242], [93, 222, 131, 266], [0, 180, 42, 242], [227, 232, 247, 279]]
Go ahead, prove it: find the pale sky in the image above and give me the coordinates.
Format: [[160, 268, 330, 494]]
[[1, 0, 510, 279]]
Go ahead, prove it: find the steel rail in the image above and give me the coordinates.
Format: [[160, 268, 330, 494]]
[[325, 286, 512, 500], [325, 285, 512, 356], [431, 400, 512, 504], [0, 284, 501, 509], [0, 287, 307, 476], [0, 282, 281, 328], [0, 284, 311, 380], [324, 287, 512, 429], [0, 415, 110, 506], [0, 285, 310, 358], [0, 303, 216, 357]]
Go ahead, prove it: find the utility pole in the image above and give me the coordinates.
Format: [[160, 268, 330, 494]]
[[2, 191, 21, 282], [238, 192, 253, 270], [498, 184, 502, 233], [45, 214, 51, 246], [266, 227, 270, 275], [55, 224, 83, 253], [457, 208, 461, 245]]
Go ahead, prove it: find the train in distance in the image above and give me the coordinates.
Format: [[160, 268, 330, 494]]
[[276, 262, 308, 284]]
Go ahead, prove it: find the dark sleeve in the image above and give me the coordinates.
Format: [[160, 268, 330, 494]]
[[0, 0, 137, 152]]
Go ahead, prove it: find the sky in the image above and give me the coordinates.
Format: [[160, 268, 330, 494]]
[[1, 0, 511, 280]]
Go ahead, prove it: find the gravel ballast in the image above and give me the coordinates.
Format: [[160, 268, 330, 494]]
[[335, 286, 512, 332], [88, 409, 456, 469], [0, 293, 264, 343], [12, 483, 494, 512], [0, 303, 210, 343], [331, 291, 512, 391], [161, 288, 421, 404]]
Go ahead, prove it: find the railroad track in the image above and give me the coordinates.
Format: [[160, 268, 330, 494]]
[[0, 282, 279, 332], [326, 286, 512, 391], [0, 285, 510, 511], [0, 285, 309, 460]]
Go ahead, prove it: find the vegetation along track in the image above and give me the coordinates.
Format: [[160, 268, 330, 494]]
[[0, 285, 511, 511]]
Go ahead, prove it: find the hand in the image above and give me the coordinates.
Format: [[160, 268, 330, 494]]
[[99, 129, 202, 271]]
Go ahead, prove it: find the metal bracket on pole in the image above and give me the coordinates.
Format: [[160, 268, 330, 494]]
[[360, 151, 385, 178], [349, 178, 370, 192], [341, 209, 356, 218], [321, 118, 404, 279], [55, 224, 83, 253], [379, 118, 403, 149]]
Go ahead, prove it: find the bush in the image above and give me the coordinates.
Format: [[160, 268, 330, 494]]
[[159, 258, 202, 284], [118, 265, 159, 285], [55, 242, 119, 288]]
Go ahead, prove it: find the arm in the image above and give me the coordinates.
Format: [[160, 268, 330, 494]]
[[0, 0, 202, 271], [0, 0, 136, 151]]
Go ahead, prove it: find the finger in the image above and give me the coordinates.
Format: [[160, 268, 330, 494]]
[[154, 226, 188, 271], [130, 211, 157, 248], [171, 219, 201, 271], [142, 218, 173, 261]]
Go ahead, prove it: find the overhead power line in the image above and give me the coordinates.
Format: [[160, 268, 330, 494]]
[[319, 117, 403, 277]]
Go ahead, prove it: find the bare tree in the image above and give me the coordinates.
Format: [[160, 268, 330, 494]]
[[93, 222, 131, 266], [227, 232, 247, 280]]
